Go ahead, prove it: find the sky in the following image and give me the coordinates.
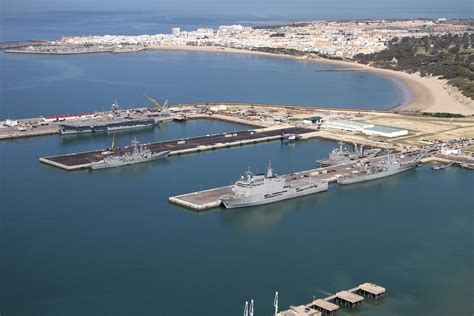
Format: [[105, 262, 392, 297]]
[[2, 0, 473, 19]]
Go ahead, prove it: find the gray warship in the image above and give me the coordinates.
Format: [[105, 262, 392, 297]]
[[59, 101, 155, 135], [91, 138, 170, 170], [220, 162, 328, 209], [316, 143, 381, 167], [337, 154, 421, 185]]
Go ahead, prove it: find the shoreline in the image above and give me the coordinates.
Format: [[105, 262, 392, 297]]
[[143, 45, 474, 116], [4, 44, 474, 115]]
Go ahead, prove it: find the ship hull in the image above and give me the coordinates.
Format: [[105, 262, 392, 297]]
[[90, 151, 170, 170], [59, 119, 155, 135], [220, 182, 328, 209], [337, 163, 416, 185]]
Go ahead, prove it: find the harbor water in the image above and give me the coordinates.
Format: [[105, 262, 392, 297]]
[[0, 50, 407, 119], [1, 6, 473, 315], [0, 120, 473, 316]]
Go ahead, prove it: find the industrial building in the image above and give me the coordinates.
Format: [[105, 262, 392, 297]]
[[324, 119, 408, 137]]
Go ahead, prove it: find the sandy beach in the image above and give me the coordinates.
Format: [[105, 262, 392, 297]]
[[146, 45, 474, 115]]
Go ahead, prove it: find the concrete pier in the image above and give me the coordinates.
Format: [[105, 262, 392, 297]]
[[39, 127, 314, 171], [169, 154, 418, 212]]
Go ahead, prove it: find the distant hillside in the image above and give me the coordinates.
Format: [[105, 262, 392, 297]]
[[354, 33, 474, 100]]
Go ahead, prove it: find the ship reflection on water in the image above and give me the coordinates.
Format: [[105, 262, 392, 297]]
[[220, 190, 330, 231]]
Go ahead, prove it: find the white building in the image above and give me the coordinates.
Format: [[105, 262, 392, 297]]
[[324, 119, 373, 132], [172, 27, 181, 36], [324, 119, 408, 137], [362, 125, 408, 138]]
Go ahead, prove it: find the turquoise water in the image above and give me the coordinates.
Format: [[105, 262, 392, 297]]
[[0, 120, 472, 315]]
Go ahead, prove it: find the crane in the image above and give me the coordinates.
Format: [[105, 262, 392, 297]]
[[144, 95, 162, 109]]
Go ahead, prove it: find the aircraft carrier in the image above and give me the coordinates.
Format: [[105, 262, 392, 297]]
[[220, 162, 328, 208], [58, 101, 155, 135]]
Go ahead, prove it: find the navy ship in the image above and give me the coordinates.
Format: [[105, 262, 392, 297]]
[[316, 143, 381, 167], [58, 101, 155, 135], [220, 162, 328, 208], [91, 138, 170, 170], [337, 154, 421, 185]]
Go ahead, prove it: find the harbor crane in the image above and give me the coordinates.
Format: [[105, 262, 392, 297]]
[[144, 96, 164, 109]]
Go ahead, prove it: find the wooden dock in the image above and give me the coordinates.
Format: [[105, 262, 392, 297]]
[[277, 283, 385, 316]]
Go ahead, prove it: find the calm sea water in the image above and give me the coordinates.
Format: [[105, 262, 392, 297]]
[[0, 51, 406, 119], [1, 6, 473, 316], [0, 120, 473, 316]]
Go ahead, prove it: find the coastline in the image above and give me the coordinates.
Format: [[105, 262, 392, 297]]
[[144, 45, 474, 116]]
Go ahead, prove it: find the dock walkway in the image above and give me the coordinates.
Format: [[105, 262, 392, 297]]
[[277, 283, 385, 315]]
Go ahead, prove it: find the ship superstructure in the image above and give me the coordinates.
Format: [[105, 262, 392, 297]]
[[316, 143, 381, 167], [91, 138, 170, 169], [337, 154, 421, 185], [220, 162, 328, 208]]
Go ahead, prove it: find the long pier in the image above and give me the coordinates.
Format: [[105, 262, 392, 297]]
[[39, 127, 315, 171], [169, 153, 419, 211]]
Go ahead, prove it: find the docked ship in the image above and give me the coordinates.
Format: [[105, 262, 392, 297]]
[[90, 138, 170, 170], [220, 162, 328, 209], [281, 133, 297, 144], [316, 143, 381, 167], [337, 154, 421, 185], [59, 101, 155, 135]]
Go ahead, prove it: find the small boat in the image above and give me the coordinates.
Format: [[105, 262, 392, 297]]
[[281, 133, 296, 143], [173, 115, 187, 122], [432, 162, 453, 170], [459, 162, 474, 170]]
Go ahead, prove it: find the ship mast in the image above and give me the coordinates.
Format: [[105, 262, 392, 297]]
[[274, 291, 279, 316], [111, 133, 116, 150], [267, 160, 273, 177], [243, 301, 248, 316]]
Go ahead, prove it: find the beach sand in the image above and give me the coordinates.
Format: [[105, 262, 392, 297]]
[[146, 45, 474, 115]]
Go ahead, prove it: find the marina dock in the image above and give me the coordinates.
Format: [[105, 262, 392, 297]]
[[39, 127, 314, 171]]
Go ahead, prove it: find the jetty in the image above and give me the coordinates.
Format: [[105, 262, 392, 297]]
[[169, 153, 419, 211], [276, 283, 385, 316], [39, 127, 314, 171]]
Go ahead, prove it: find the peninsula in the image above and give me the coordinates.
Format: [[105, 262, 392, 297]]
[[3, 19, 474, 115]]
